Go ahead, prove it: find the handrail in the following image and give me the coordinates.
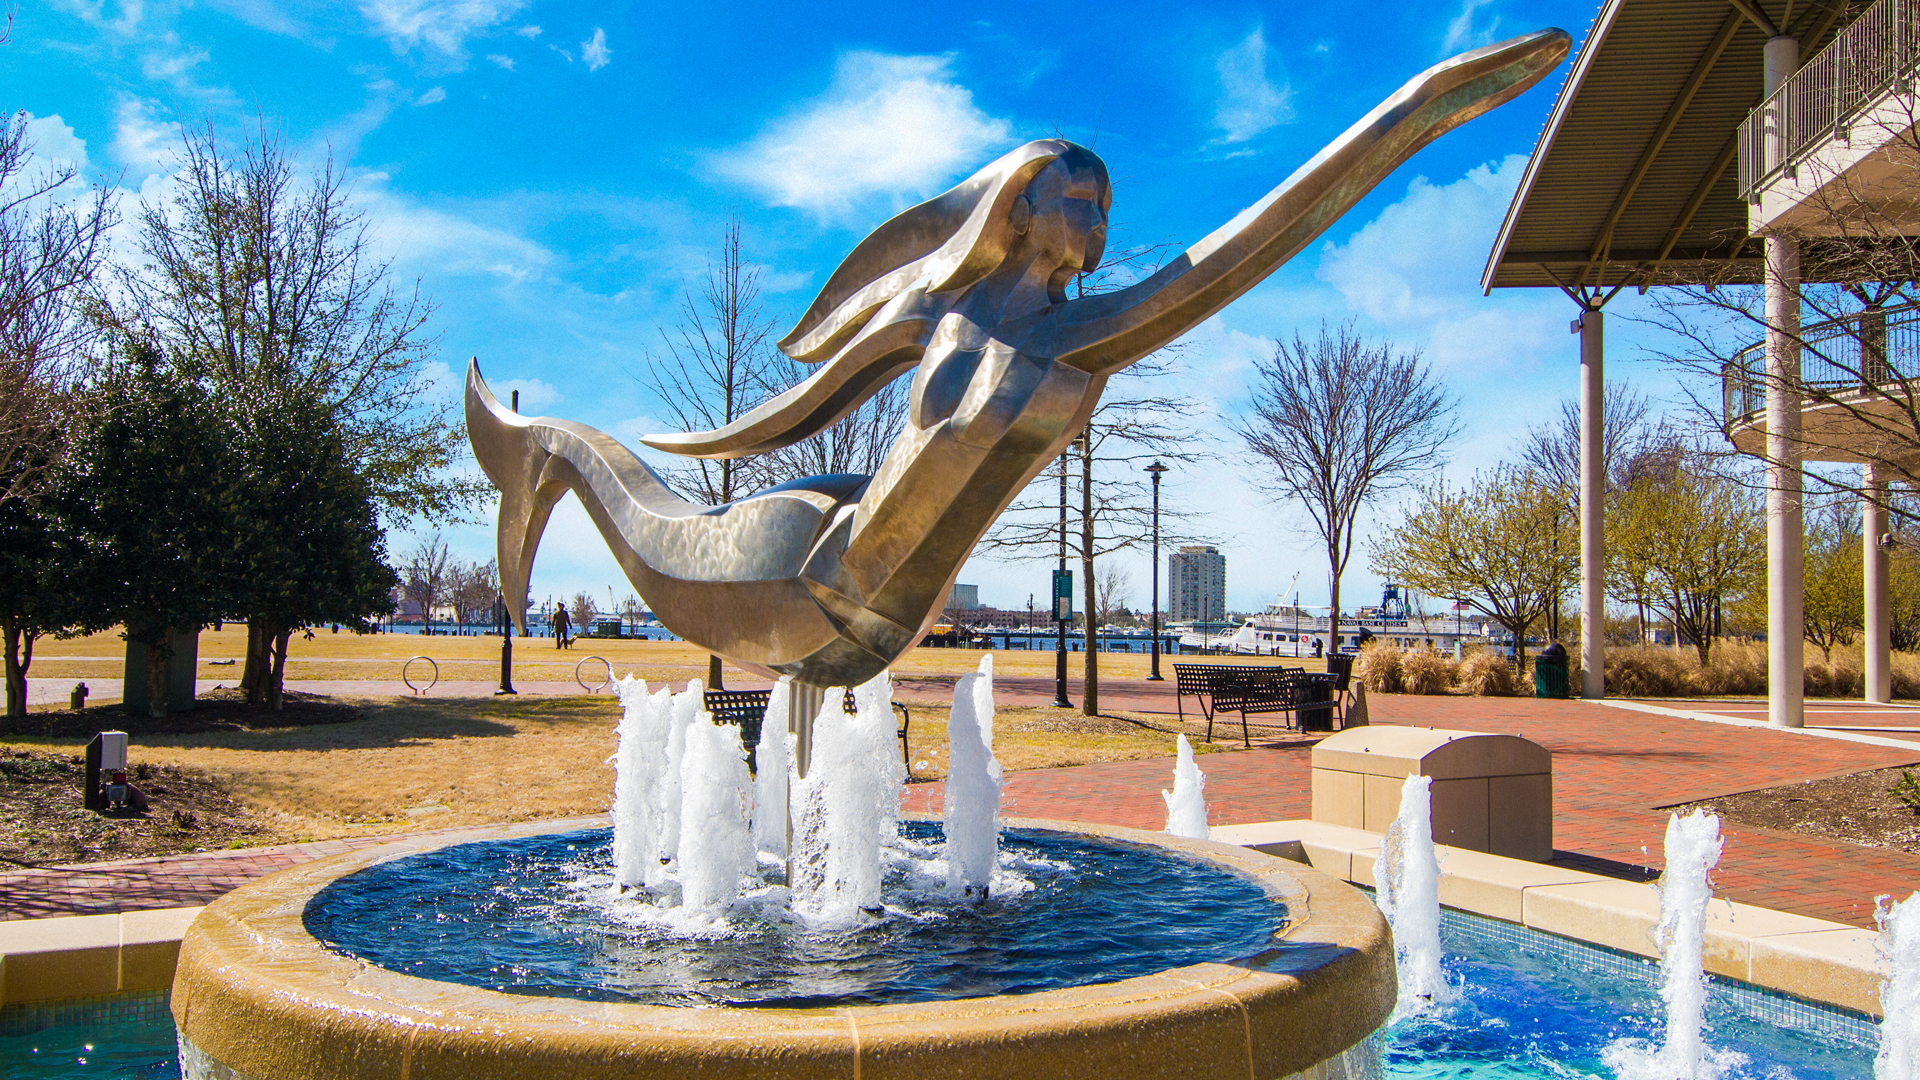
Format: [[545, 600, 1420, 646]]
[[1738, 0, 1920, 201], [1721, 301, 1920, 426]]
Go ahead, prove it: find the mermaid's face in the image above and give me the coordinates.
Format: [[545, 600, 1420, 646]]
[[1021, 157, 1111, 287]]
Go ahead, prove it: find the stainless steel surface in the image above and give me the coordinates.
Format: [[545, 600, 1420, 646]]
[[466, 30, 1568, 691]]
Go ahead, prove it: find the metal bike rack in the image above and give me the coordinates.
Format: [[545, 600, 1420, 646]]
[[402, 656, 439, 696], [575, 655, 612, 694]]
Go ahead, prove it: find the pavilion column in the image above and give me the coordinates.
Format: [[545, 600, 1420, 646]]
[[1577, 308, 1605, 698], [1865, 463, 1891, 704], [1764, 34, 1805, 730]]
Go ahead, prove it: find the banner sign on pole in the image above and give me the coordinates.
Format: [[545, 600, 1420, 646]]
[[1053, 569, 1073, 622]]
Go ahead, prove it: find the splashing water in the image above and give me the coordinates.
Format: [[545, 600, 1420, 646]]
[[790, 672, 907, 926], [1162, 734, 1210, 839], [751, 677, 792, 860], [1603, 809, 1745, 1080], [659, 679, 700, 870], [610, 677, 676, 890], [1377, 772, 1446, 1016], [943, 655, 1002, 897], [1879, 891, 1920, 1079], [676, 711, 755, 914]]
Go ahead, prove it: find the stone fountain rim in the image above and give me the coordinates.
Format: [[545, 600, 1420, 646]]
[[171, 816, 1395, 1080]]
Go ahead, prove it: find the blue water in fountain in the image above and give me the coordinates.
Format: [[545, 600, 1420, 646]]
[[300, 822, 1289, 1007], [1, 894, 1879, 1078]]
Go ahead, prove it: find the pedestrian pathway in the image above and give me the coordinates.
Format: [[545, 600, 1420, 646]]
[[8, 693, 1920, 930]]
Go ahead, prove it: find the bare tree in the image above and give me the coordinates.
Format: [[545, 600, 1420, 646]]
[[1518, 381, 1663, 496], [977, 233, 1207, 713], [754, 354, 907, 484], [0, 111, 115, 505], [643, 217, 780, 688], [570, 591, 599, 631], [1096, 563, 1133, 628], [451, 559, 499, 627], [1234, 322, 1459, 659], [403, 534, 451, 635]]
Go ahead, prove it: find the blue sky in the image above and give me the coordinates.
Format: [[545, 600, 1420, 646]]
[[7, 0, 1702, 619]]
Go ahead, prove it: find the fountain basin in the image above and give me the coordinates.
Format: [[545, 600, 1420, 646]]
[[171, 817, 1394, 1080]]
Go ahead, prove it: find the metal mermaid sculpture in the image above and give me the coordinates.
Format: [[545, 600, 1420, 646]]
[[466, 29, 1568, 736]]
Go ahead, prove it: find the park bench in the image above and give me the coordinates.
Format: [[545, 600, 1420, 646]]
[[705, 687, 912, 774], [1174, 663, 1341, 747]]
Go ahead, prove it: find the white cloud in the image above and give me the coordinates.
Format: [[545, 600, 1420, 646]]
[[712, 52, 1012, 214], [358, 0, 528, 63], [110, 97, 176, 175], [414, 86, 447, 105], [56, 0, 144, 36], [490, 377, 561, 412], [1212, 27, 1293, 144], [513, 23, 540, 38], [1442, 0, 1502, 55], [485, 53, 514, 70], [354, 171, 551, 281], [580, 27, 610, 71], [22, 114, 89, 172], [548, 43, 573, 63]]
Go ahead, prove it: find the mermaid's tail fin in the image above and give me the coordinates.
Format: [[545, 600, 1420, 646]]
[[465, 360, 564, 634]]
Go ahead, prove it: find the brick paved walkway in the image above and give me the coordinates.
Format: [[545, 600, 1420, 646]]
[[9, 693, 1920, 929]]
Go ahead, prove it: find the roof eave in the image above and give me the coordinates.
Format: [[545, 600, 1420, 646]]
[[1481, 0, 1626, 295]]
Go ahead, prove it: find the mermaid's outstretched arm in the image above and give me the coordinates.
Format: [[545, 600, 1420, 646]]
[[1043, 29, 1568, 374]]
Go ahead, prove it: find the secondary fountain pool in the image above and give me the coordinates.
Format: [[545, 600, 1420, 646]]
[[299, 822, 1289, 1007]]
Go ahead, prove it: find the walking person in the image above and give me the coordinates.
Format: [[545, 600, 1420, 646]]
[[553, 602, 572, 651]]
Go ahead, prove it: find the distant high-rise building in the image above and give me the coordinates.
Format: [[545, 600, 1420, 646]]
[[1168, 546, 1225, 622], [948, 583, 980, 611]]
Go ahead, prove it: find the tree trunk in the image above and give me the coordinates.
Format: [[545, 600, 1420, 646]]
[[269, 627, 292, 711], [241, 621, 272, 705], [708, 654, 724, 691], [3, 620, 31, 719], [1327, 546, 1342, 668], [1081, 445, 1097, 716], [145, 639, 171, 718]]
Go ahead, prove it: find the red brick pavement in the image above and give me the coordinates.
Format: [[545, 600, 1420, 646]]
[[9, 692, 1920, 929]]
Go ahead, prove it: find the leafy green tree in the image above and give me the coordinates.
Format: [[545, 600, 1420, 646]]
[[1802, 507, 1864, 663], [1609, 465, 1764, 665], [1371, 466, 1574, 673], [101, 121, 467, 697], [230, 394, 398, 708], [0, 448, 95, 717], [65, 355, 243, 716]]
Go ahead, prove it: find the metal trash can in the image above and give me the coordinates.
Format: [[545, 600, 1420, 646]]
[[1532, 656, 1570, 699]]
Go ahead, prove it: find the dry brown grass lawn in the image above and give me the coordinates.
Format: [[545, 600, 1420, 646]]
[[24, 627, 1329, 687], [1, 694, 1242, 848]]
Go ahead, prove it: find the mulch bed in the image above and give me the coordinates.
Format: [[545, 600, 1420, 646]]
[[0, 686, 363, 738], [0, 748, 284, 867], [1668, 765, 1920, 854]]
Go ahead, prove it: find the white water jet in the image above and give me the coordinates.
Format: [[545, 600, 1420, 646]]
[[1376, 773, 1446, 1016], [1603, 809, 1741, 1080], [1878, 891, 1920, 1079], [658, 678, 701, 871], [610, 677, 676, 890], [791, 671, 907, 925], [944, 655, 1002, 897], [751, 677, 793, 859], [676, 709, 756, 914], [1162, 735, 1210, 840]]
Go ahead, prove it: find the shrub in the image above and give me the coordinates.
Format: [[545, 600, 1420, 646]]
[[1457, 650, 1518, 696], [1604, 646, 1692, 697], [1356, 642, 1404, 694], [1692, 640, 1767, 696], [1400, 648, 1458, 695], [1892, 770, 1920, 814]]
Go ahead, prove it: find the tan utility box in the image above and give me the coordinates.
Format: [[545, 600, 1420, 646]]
[[1311, 727, 1552, 861]]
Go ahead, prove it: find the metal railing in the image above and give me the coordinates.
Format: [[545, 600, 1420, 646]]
[[1723, 301, 1920, 426], [1738, 0, 1920, 201]]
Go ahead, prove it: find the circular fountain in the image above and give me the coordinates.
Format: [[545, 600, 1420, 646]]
[[171, 817, 1392, 1080]]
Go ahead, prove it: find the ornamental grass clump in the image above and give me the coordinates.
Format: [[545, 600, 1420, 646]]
[[1356, 643, 1404, 694], [1400, 648, 1459, 695], [1456, 650, 1519, 696]]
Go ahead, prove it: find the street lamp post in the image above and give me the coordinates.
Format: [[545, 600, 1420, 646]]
[[1146, 461, 1168, 681], [1053, 448, 1073, 708], [495, 592, 517, 695]]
